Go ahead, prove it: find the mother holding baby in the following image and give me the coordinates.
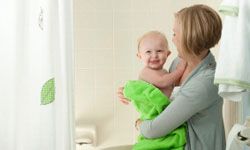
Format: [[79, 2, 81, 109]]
[[118, 4, 226, 150]]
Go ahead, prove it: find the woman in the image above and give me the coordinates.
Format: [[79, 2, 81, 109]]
[[118, 4, 226, 150]]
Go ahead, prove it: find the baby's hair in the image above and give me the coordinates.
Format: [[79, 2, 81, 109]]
[[175, 4, 222, 55], [137, 31, 169, 51]]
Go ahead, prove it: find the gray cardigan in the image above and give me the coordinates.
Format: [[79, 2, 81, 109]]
[[140, 52, 226, 150]]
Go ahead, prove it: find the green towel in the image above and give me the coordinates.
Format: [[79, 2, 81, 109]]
[[124, 80, 186, 150]]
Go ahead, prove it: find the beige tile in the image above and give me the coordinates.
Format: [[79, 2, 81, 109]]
[[75, 29, 113, 49], [74, 29, 98, 49], [150, 12, 173, 32], [75, 69, 95, 89], [74, 12, 97, 30], [114, 30, 133, 50], [96, 11, 113, 30], [131, 56, 144, 72], [75, 88, 95, 121], [131, 0, 151, 12], [114, 48, 135, 70], [114, 97, 135, 140], [110, 127, 134, 146], [131, 12, 152, 30], [73, 0, 96, 12], [94, 50, 113, 70], [115, 103, 134, 126], [95, 0, 114, 11], [93, 104, 114, 121], [114, 0, 132, 11], [94, 87, 115, 106], [150, 1, 173, 12], [114, 12, 133, 29], [95, 29, 113, 49], [75, 50, 95, 69], [74, 11, 113, 30], [94, 69, 114, 88]]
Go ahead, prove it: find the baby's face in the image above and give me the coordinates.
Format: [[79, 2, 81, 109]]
[[138, 35, 170, 70]]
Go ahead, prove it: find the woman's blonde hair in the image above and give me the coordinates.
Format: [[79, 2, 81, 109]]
[[175, 4, 222, 55]]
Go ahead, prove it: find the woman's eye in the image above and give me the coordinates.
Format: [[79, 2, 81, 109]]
[[173, 33, 176, 36]]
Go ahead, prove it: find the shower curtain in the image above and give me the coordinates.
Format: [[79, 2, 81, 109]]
[[0, 0, 74, 150]]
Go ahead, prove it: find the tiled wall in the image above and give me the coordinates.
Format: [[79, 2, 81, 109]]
[[73, 0, 220, 149]]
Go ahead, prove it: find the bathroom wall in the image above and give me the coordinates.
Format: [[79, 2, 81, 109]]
[[73, 0, 221, 149]]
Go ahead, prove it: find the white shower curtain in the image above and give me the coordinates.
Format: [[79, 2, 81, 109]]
[[0, 0, 74, 150]]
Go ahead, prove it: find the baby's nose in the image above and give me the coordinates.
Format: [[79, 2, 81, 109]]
[[152, 52, 158, 58]]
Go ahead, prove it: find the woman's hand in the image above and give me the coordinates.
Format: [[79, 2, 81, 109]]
[[135, 119, 142, 130], [117, 87, 130, 105]]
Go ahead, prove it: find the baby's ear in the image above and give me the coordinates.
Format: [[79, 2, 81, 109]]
[[166, 50, 171, 56], [136, 52, 141, 59]]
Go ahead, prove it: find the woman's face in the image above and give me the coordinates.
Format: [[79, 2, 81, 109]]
[[172, 18, 183, 58]]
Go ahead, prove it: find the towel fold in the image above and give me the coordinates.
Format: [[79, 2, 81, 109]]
[[214, 0, 250, 101], [219, 0, 239, 16], [124, 80, 186, 150]]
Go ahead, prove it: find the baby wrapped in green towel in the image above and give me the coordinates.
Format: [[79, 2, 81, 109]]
[[124, 80, 186, 150], [121, 31, 187, 150]]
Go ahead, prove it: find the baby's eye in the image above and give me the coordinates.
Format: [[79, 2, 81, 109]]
[[146, 50, 151, 54], [156, 50, 163, 53]]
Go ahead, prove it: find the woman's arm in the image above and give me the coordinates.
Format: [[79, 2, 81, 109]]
[[139, 77, 216, 138]]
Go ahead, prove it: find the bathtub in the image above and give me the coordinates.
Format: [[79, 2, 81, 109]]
[[101, 145, 132, 150], [76, 144, 132, 150]]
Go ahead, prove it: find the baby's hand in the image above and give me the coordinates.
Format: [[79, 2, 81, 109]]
[[117, 87, 130, 105], [176, 59, 187, 72]]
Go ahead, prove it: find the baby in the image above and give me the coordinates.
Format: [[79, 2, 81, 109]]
[[121, 31, 187, 150], [136, 31, 186, 98]]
